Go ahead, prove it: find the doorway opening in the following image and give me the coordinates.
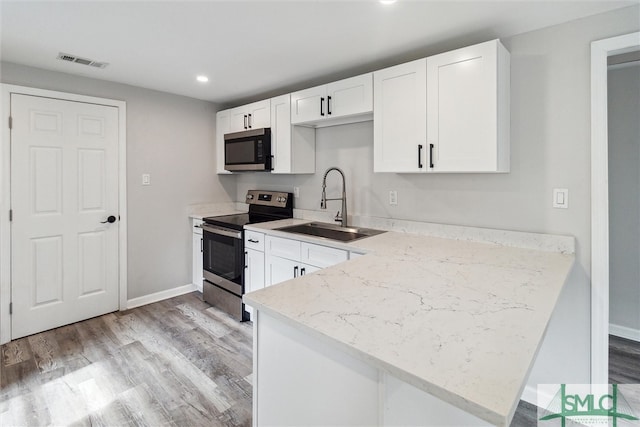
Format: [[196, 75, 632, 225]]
[[590, 32, 640, 385]]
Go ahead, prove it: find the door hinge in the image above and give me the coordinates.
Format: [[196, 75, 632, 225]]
[[8, 116, 12, 129], [9, 302, 12, 315], [9, 209, 12, 222]]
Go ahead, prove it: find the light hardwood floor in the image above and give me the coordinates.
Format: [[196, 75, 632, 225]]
[[1, 291, 555, 426]]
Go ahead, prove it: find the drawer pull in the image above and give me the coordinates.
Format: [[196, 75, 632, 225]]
[[248, 239, 260, 243]]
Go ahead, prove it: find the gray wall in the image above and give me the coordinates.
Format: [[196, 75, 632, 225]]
[[236, 5, 640, 388], [609, 61, 640, 333], [0, 62, 237, 299]]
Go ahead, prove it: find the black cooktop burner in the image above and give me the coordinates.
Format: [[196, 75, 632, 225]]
[[203, 213, 282, 231]]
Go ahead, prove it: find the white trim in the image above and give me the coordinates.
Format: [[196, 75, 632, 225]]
[[590, 32, 640, 385], [609, 323, 640, 342], [126, 283, 197, 310], [0, 84, 128, 344]]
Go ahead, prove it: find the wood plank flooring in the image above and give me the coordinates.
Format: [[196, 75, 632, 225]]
[[610, 334, 640, 384], [1, 293, 253, 426], [6, 292, 633, 426]]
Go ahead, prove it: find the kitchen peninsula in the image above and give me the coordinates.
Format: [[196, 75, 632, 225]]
[[244, 220, 575, 426]]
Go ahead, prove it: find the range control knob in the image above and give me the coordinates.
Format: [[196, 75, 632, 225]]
[[247, 194, 254, 200]]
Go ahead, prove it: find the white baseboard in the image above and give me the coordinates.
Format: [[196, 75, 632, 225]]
[[521, 385, 540, 406], [126, 283, 197, 310], [610, 323, 640, 342]]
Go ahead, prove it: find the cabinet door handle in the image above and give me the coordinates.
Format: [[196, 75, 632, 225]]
[[429, 144, 434, 169], [301, 267, 306, 276], [244, 115, 247, 129], [248, 113, 252, 128], [320, 97, 325, 116], [244, 251, 248, 269], [327, 96, 332, 115], [418, 144, 423, 169], [294, 266, 299, 277], [248, 239, 259, 243], [200, 238, 203, 253]]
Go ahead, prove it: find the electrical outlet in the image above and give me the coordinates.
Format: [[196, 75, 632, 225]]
[[389, 190, 398, 206], [293, 186, 300, 198], [142, 174, 151, 185]]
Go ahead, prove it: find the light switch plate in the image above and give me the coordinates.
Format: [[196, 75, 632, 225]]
[[389, 190, 398, 206], [142, 174, 151, 186], [293, 186, 300, 198], [553, 188, 568, 209]]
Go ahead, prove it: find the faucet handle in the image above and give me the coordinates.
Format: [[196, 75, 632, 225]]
[[334, 211, 342, 222]]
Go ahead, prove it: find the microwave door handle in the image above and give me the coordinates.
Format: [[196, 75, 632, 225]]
[[248, 113, 252, 128], [244, 115, 247, 129]]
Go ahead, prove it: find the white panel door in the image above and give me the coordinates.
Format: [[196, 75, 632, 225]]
[[373, 59, 427, 172], [244, 248, 265, 320], [266, 256, 298, 286], [11, 94, 119, 339]]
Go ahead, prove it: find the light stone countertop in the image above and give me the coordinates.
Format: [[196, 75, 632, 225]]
[[188, 202, 247, 220], [243, 220, 575, 426]]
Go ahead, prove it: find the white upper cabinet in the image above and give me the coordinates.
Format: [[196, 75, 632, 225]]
[[374, 39, 510, 173], [291, 73, 373, 127], [216, 109, 231, 174], [229, 99, 271, 133], [271, 94, 315, 174], [373, 59, 427, 173], [426, 39, 510, 172]]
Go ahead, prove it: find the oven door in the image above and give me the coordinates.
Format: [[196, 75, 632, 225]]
[[201, 224, 247, 320]]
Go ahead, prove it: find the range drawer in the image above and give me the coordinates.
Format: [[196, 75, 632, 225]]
[[245, 230, 265, 251]]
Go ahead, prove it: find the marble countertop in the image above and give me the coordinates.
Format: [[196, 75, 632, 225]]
[[243, 221, 575, 426], [188, 202, 246, 220]]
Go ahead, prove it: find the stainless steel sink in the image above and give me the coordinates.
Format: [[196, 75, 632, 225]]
[[276, 222, 385, 242]]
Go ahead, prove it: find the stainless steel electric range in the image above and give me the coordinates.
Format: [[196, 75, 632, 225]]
[[201, 190, 293, 321]]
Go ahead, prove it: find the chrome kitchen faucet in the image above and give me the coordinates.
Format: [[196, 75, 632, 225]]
[[320, 167, 348, 227]]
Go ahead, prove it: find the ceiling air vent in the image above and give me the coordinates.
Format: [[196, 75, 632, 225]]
[[57, 52, 109, 69]]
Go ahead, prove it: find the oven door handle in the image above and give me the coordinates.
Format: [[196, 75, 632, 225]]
[[201, 224, 242, 239]]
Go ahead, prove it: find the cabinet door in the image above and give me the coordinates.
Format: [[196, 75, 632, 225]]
[[271, 94, 292, 174], [299, 263, 320, 276], [229, 105, 249, 132], [192, 231, 203, 291], [291, 85, 327, 124], [266, 256, 299, 286], [427, 39, 509, 172], [247, 99, 271, 129], [216, 109, 232, 174], [327, 73, 373, 119], [245, 248, 265, 320], [373, 59, 427, 173]]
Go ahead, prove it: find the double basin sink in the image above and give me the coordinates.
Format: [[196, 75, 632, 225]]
[[276, 222, 385, 242]]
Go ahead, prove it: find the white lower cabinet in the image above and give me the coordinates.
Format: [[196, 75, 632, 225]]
[[264, 235, 348, 287], [244, 231, 266, 321], [191, 219, 203, 292]]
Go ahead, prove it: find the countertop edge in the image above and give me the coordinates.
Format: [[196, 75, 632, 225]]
[[244, 294, 506, 426]]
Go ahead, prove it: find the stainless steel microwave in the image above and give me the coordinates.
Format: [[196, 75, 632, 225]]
[[224, 128, 272, 172]]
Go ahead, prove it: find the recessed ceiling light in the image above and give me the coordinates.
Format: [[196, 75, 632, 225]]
[[380, 0, 397, 4], [196, 75, 209, 83]]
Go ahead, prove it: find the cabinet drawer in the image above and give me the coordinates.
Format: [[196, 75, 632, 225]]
[[193, 219, 203, 235], [245, 230, 265, 251], [301, 243, 348, 268], [266, 236, 301, 261]]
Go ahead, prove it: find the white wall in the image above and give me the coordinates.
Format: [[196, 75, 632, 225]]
[[608, 61, 640, 335], [236, 5, 640, 390], [0, 62, 237, 299]]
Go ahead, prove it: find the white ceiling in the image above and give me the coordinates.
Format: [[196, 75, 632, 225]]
[[1, 0, 636, 106]]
